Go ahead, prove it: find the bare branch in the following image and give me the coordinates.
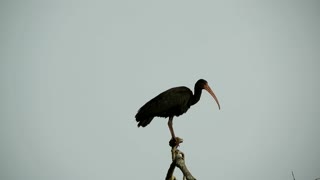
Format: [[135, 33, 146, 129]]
[[166, 137, 196, 180], [165, 162, 176, 180], [291, 171, 295, 180]]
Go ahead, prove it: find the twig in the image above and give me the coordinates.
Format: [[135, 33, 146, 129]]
[[291, 171, 295, 180]]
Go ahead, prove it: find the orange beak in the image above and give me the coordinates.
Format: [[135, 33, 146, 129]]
[[204, 83, 221, 110]]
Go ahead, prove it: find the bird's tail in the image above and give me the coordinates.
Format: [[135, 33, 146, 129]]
[[136, 116, 154, 127]]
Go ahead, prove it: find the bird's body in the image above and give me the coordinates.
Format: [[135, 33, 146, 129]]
[[135, 86, 193, 127], [135, 79, 220, 141]]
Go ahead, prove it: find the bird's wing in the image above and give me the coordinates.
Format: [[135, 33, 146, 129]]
[[135, 86, 192, 119]]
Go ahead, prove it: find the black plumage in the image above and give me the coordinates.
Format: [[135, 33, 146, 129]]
[[135, 79, 220, 140]]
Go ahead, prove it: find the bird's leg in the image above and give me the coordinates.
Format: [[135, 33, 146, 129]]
[[168, 117, 181, 147], [168, 116, 176, 139]]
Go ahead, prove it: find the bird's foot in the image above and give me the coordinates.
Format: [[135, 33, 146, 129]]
[[169, 137, 183, 148]]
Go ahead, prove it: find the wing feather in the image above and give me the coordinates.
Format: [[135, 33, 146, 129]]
[[135, 86, 192, 127]]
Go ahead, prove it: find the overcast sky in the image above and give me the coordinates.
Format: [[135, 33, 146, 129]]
[[1, 1, 320, 180]]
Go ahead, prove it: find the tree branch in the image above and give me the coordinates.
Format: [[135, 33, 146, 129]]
[[166, 137, 196, 180]]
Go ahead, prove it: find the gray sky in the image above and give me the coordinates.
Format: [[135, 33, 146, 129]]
[[1, 1, 320, 180]]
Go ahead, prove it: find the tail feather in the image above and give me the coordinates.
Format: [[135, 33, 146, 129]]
[[136, 116, 153, 127], [135, 97, 157, 127]]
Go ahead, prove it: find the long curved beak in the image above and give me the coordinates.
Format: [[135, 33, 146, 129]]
[[204, 84, 221, 110]]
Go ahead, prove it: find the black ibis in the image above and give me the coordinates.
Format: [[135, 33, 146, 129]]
[[135, 79, 220, 142]]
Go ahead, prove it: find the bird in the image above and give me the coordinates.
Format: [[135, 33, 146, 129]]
[[135, 79, 220, 142]]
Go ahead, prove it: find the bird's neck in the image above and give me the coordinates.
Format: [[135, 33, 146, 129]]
[[190, 87, 202, 106]]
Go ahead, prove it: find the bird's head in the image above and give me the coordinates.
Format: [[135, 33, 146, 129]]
[[196, 79, 221, 110]]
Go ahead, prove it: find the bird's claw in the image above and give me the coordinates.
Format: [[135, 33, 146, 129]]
[[169, 137, 183, 148]]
